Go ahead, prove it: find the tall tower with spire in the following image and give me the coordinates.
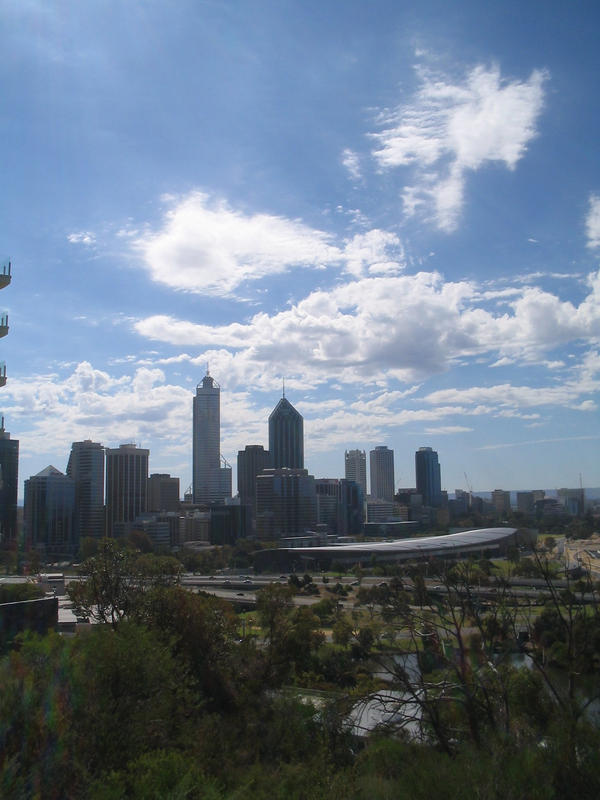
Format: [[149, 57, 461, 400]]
[[193, 369, 231, 504], [268, 390, 304, 469]]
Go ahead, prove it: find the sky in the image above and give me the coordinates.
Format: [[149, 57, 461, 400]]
[[1, 0, 600, 500]]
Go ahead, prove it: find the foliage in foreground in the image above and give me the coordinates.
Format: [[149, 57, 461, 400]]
[[1, 545, 600, 798]]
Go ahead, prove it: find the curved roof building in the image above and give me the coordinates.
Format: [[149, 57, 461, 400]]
[[255, 527, 536, 571]]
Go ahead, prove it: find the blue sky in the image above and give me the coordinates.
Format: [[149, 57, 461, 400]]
[[2, 0, 599, 499]]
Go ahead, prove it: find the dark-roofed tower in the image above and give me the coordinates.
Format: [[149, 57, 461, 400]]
[[268, 394, 303, 469]]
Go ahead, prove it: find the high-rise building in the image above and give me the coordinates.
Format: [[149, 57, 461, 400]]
[[338, 479, 364, 537], [67, 440, 105, 540], [370, 446, 395, 501], [24, 466, 76, 558], [256, 467, 316, 539], [345, 449, 367, 497], [268, 395, 303, 469], [557, 488, 585, 516], [314, 478, 364, 536], [148, 473, 180, 512], [315, 478, 340, 530], [0, 417, 18, 545], [516, 491, 535, 515], [415, 447, 442, 508], [105, 443, 149, 537], [193, 372, 231, 504], [491, 489, 511, 515], [237, 445, 271, 518]]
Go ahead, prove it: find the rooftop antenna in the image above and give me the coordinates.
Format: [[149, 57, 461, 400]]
[[282, 377, 285, 398], [206, 361, 210, 377]]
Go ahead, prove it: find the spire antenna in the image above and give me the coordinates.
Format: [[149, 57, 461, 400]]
[[282, 377, 285, 398], [206, 361, 210, 377]]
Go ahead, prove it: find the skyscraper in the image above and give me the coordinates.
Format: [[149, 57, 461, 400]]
[[491, 489, 511, 515], [370, 446, 395, 501], [193, 372, 231, 504], [415, 447, 442, 508], [237, 444, 271, 520], [24, 466, 76, 558], [67, 440, 105, 540], [0, 417, 18, 545], [106, 443, 149, 536], [344, 449, 367, 497], [268, 395, 303, 469]]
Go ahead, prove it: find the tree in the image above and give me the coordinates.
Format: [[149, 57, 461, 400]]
[[68, 539, 181, 628], [361, 552, 600, 764]]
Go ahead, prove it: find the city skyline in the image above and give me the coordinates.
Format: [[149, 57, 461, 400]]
[[1, 2, 599, 496]]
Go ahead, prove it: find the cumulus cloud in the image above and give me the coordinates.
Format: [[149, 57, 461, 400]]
[[586, 193, 600, 248], [370, 64, 547, 230], [133, 192, 408, 294], [343, 230, 405, 277], [135, 269, 600, 390], [133, 192, 343, 295]]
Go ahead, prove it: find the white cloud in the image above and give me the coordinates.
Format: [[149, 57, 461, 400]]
[[135, 269, 600, 391], [133, 192, 342, 295], [342, 148, 362, 180], [67, 231, 96, 245], [343, 229, 405, 277], [478, 434, 600, 451], [371, 64, 547, 230], [133, 192, 408, 295], [424, 425, 473, 434], [586, 193, 600, 249]]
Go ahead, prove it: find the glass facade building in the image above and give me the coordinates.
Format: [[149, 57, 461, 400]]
[[67, 440, 105, 539], [415, 447, 442, 508]]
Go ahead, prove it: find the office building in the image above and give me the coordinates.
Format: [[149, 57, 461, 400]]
[[24, 466, 76, 558], [210, 504, 250, 546], [345, 449, 367, 497], [106, 443, 149, 537], [256, 467, 316, 540], [491, 489, 511, 515], [67, 440, 105, 540], [557, 488, 585, 516], [237, 445, 271, 523], [148, 473, 180, 512], [268, 395, 303, 469], [338, 478, 364, 537], [516, 491, 535, 515], [415, 447, 442, 508], [370, 446, 395, 501], [315, 478, 365, 537], [193, 372, 231, 504], [315, 479, 340, 531], [0, 417, 18, 545]]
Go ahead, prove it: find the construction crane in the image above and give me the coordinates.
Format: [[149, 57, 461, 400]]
[[464, 472, 473, 494]]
